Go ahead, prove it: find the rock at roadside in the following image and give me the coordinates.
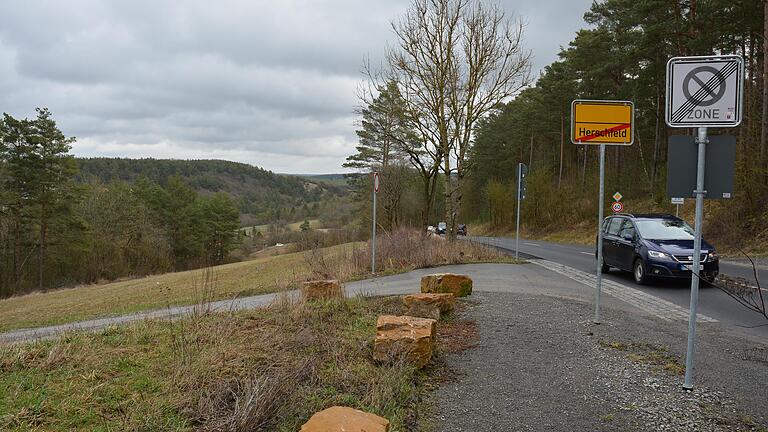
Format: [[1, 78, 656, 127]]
[[403, 293, 454, 319], [374, 315, 436, 368], [301, 280, 343, 301], [420, 273, 473, 297], [300, 406, 390, 432]]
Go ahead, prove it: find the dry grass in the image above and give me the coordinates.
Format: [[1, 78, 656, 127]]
[[0, 234, 512, 333], [0, 244, 328, 332], [599, 340, 685, 376], [304, 228, 516, 281], [0, 294, 429, 431]]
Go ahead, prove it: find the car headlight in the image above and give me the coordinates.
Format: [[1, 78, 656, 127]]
[[648, 250, 671, 259]]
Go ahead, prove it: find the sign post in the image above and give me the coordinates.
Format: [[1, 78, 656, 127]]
[[515, 163, 527, 260], [666, 54, 744, 390], [671, 197, 684, 217], [571, 100, 634, 324], [372, 171, 380, 274]]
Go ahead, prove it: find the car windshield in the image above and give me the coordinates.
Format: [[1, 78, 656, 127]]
[[635, 219, 694, 240]]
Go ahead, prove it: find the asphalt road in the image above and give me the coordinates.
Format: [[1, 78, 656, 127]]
[[473, 236, 768, 341]]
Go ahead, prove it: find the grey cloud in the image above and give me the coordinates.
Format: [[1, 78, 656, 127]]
[[0, 0, 592, 174]]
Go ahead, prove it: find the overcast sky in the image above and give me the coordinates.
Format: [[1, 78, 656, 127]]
[[0, 0, 593, 174]]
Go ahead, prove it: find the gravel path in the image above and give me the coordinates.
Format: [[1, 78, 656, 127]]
[[434, 292, 768, 431]]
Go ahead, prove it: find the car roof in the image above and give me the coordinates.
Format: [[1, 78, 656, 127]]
[[605, 213, 679, 220]]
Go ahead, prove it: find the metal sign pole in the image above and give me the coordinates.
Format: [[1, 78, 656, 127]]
[[595, 143, 606, 324], [515, 163, 521, 260], [676, 204, 680, 217], [683, 127, 707, 390], [371, 173, 377, 274]]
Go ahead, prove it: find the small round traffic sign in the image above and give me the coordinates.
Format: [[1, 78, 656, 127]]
[[611, 202, 624, 213], [373, 172, 380, 193]]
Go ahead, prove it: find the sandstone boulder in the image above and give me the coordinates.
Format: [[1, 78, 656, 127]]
[[301, 279, 343, 301], [420, 273, 473, 297], [403, 302, 440, 320], [374, 315, 436, 368], [403, 293, 454, 319], [300, 406, 389, 432]]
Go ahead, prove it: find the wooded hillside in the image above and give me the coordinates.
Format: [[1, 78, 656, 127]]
[[77, 158, 343, 226], [1, 117, 350, 297]]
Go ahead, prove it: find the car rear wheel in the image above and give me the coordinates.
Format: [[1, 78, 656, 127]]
[[596, 253, 610, 273], [633, 259, 648, 285]]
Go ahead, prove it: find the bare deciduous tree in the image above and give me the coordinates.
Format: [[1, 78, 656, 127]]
[[387, 0, 531, 237]]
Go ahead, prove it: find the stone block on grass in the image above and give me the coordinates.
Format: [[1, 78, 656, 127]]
[[420, 273, 473, 297], [374, 315, 436, 368], [301, 279, 343, 301], [403, 293, 454, 319], [300, 406, 389, 432]]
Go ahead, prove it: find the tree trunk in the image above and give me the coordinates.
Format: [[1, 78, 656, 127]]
[[529, 134, 534, 168], [652, 91, 662, 186], [762, 1, 768, 163], [13, 213, 22, 294], [443, 152, 455, 239], [421, 173, 436, 230], [558, 108, 564, 188], [38, 209, 47, 291]]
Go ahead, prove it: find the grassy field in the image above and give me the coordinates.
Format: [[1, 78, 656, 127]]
[[0, 244, 330, 333], [0, 295, 444, 431], [0, 235, 512, 333]]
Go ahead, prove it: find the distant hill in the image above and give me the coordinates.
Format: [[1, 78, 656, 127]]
[[76, 158, 344, 225], [291, 173, 352, 188]]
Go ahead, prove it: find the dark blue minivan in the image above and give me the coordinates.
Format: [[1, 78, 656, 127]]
[[596, 214, 719, 284]]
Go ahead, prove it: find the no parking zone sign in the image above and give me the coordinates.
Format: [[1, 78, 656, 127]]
[[665, 55, 744, 127]]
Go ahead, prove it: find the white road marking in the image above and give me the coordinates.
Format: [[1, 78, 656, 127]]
[[523, 242, 540, 247], [530, 259, 717, 323], [579, 252, 593, 255]]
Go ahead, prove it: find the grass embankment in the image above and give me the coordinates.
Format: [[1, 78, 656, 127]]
[[0, 231, 511, 332], [0, 295, 454, 431]]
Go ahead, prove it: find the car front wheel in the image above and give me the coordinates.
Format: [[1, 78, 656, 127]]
[[633, 258, 648, 285]]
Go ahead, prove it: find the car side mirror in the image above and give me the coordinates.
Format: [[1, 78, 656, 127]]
[[622, 233, 634, 242]]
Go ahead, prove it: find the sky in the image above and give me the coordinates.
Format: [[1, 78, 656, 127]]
[[0, 0, 593, 174]]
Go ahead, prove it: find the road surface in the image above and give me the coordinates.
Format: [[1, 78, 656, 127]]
[[473, 236, 768, 341]]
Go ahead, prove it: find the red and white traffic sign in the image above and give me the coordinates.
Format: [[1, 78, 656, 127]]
[[611, 202, 624, 213], [373, 172, 380, 193]]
